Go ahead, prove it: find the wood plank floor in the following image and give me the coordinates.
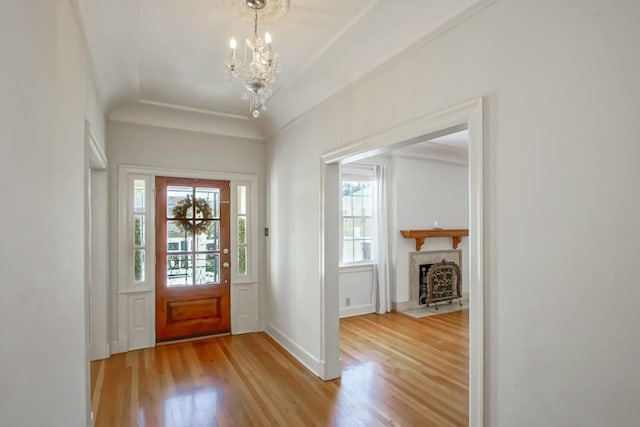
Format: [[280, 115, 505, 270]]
[[91, 310, 468, 426]]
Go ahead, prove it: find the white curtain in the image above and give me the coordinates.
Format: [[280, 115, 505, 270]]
[[374, 164, 391, 314]]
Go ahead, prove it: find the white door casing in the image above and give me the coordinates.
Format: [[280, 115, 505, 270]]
[[320, 98, 484, 426], [114, 165, 260, 353]]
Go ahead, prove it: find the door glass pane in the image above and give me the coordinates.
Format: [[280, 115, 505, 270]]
[[167, 254, 192, 287], [196, 221, 219, 252], [167, 221, 190, 252], [196, 253, 219, 285], [134, 249, 145, 282], [195, 188, 220, 219], [167, 186, 193, 218], [134, 215, 145, 246]]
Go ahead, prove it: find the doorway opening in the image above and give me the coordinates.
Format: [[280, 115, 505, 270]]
[[320, 98, 484, 425]]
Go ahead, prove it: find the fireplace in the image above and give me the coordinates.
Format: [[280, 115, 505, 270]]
[[418, 263, 434, 305], [408, 250, 462, 310], [419, 259, 462, 308]]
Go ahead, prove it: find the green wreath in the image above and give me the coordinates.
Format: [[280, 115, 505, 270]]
[[172, 195, 213, 234]]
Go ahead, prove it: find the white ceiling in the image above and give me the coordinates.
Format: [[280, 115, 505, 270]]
[[428, 129, 469, 149], [75, 0, 483, 136], [392, 129, 469, 164]]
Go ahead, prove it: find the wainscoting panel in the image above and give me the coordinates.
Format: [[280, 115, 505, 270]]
[[231, 282, 259, 334], [339, 264, 375, 318], [128, 293, 152, 350]]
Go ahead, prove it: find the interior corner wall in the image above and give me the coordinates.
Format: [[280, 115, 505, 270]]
[[0, 1, 105, 425], [265, 1, 640, 425], [105, 120, 267, 347], [389, 156, 469, 303]]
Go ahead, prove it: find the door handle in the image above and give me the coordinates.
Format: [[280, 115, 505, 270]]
[[223, 248, 229, 254], [223, 262, 230, 268]]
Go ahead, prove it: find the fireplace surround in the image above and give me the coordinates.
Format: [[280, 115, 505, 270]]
[[408, 250, 462, 310]]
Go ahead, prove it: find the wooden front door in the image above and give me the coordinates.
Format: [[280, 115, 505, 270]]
[[155, 176, 231, 342]]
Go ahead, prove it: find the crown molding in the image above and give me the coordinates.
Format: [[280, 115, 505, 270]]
[[109, 102, 264, 141]]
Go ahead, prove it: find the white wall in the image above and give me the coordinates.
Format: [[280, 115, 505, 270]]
[[0, 1, 105, 425], [339, 265, 375, 318], [106, 121, 266, 348], [90, 170, 110, 360], [390, 156, 469, 303], [265, 1, 640, 425]]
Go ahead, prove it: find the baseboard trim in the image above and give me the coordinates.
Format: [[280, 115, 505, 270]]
[[264, 322, 322, 376], [110, 340, 119, 355], [339, 304, 374, 318], [392, 301, 411, 312]]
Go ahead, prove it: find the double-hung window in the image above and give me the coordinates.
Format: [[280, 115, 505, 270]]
[[340, 166, 375, 264]]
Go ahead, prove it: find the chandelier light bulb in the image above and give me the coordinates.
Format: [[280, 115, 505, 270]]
[[229, 38, 237, 50], [264, 32, 272, 44]]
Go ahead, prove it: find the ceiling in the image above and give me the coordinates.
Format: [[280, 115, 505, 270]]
[[75, 0, 483, 137], [392, 129, 469, 164]]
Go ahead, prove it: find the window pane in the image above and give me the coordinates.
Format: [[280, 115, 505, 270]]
[[134, 215, 145, 246], [167, 186, 193, 218], [354, 239, 365, 262], [167, 254, 192, 287], [343, 181, 362, 196], [196, 187, 219, 219], [238, 186, 247, 215], [362, 195, 373, 217], [238, 246, 247, 276], [343, 218, 354, 238], [196, 253, 219, 285], [340, 174, 376, 264], [352, 195, 363, 216], [353, 218, 365, 238], [195, 220, 219, 252], [167, 221, 190, 252], [342, 240, 354, 263], [134, 249, 145, 282], [361, 182, 372, 196], [363, 218, 372, 238], [362, 240, 372, 261], [342, 195, 352, 216], [134, 179, 145, 212], [238, 216, 247, 245]]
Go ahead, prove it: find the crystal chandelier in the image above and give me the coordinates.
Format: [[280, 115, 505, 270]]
[[225, 0, 284, 118]]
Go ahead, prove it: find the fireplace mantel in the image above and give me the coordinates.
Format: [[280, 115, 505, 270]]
[[400, 229, 469, 251]]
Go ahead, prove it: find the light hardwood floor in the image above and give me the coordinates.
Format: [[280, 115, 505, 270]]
[[91, 310, 468, 426]]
